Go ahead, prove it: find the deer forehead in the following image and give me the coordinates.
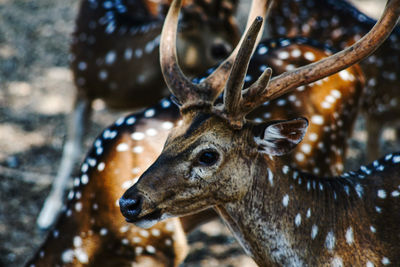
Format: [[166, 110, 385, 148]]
[[165, 113, 243, 152]]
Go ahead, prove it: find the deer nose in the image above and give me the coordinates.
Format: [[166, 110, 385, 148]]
[[119, 189, 143, 221]]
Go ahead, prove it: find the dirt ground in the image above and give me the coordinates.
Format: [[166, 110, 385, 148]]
[[0, 0, 395, 266]]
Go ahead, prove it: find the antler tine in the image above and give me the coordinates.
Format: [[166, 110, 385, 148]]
[[199, 0, 273, 101], [240, 0, 400, 115], [240, 66, 273, 110], [160, 0, 203, 107], [223, 17, 264, 124]]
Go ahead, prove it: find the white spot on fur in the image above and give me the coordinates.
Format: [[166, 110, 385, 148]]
[[355, 184, 364, 198], [146, 245, 156, 254], [119, 225, 129, 233], [132, 237, 141, 243], [131, 132, 145, 140], [116, 143, 129, 151], [98, 70, 108, 80], [135, 246, 144, 255], [61, 249, 74, 263], [139, 229, 149, 238], [162, 121, 174, 130], [300, 143, 311, 154], [295, 213, 301, 227], [331, 256, 343, 267], [282, 195, 289, 207], [146, 128, 158, 136], [377, 189, 387, 199], [282, 165, 289, 174], [105, 50, 116, 65], [306, 208, 311, 218], [75, 248, 89, 263], [73, 236, 82, 247], [304, 51, 316, 61], [97, 162, 105, 171], [295, 152, 305, 162], [308, 133, 318, 142], [311, 115, 324, 125], [325, 231, 335, 251], [291, 49, 301, 57], [124, 48, 132, 60], [267, 168, 274, 186], [382, 257, 390, 265], [345, 227, 354, 244], [144, 109, 155, 117], [311, 225, 318, 240], [100, 228, 108, 236], [339, 70, 354, 81], [278, 51, 289, 59], [133, 146, 144, 153], [75, 202, 82, 212], [81, 174, 89, 185], [151, 228, 161, 236]]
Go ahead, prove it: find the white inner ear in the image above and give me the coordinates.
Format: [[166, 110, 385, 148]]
[[253, 120, 307, 156], [254, 124, 284, 154], [263, 124, 285, 140]]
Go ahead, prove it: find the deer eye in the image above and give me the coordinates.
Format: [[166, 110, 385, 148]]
[[196, 150, 219, 166]]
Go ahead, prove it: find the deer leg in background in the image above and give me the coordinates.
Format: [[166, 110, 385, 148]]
[[37, 94, 92, 230]]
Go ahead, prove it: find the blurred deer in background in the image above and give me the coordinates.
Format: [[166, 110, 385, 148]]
[[268, 0, 400, 162], [27, 0, 368, 264], [37, 0, 241, 230], [120, 0, 400, 265]]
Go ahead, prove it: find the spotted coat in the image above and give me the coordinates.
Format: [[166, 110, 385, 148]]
[[269, 0, 400, 159]]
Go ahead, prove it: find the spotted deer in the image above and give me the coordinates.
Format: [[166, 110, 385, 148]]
[[26, 100, 190, 267], [26, 38, 364, 266], [268, 0, 400, 161], [37, 0, 240, 230], [26, 12, 369, 267], [120, 0, 400, 265]]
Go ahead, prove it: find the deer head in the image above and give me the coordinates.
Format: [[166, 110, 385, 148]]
[[120, 0, 399, 230]]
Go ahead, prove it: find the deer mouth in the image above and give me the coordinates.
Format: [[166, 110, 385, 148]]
[[125, 208, 163, 229]]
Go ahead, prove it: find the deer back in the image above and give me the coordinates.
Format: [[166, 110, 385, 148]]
[[26, 100, 188, 267]]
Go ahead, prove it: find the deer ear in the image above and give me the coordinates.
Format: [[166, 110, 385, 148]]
[[253, 118, 308, 156]]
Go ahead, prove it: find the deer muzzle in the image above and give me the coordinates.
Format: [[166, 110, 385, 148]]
[[119, 187, 143, 222], [119, 186, 163, 228]]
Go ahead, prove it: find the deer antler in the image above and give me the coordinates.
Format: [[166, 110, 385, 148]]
[[238, 0, 400, 116], [160, 0, 272, 110], [221, 16, 270, 128]]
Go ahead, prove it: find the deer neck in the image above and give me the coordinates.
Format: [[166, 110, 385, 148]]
[[214, 155, 384, 266]]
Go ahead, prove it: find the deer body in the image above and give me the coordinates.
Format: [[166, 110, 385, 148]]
[[269, 0, 400, 160], [71, 0, 240, 109], [27, 100, 190, 267], [120, 0, 400, 265], [216, 152, 400, 266]]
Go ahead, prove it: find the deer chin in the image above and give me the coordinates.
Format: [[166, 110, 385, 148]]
[[127, 208, 163, 229]]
